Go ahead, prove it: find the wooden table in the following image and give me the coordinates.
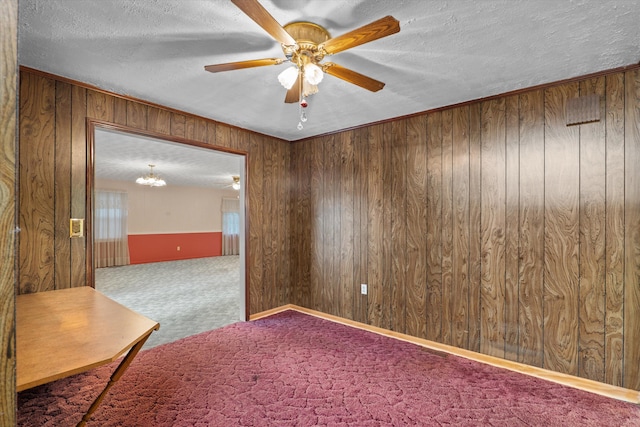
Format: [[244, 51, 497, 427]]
[[17, 287, 159, 426]]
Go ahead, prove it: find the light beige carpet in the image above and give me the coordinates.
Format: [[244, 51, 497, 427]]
[[96, 255, 241, 348]]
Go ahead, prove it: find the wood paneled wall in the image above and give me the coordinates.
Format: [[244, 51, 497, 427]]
[[290, 69, 640, 391], [15, 65, 640, 394], [17, 68, 292, 315], [0, 0, 18, 424]]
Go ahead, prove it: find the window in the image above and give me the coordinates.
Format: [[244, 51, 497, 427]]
[[221, 197, 240, 255], [94, 190, 130, 267]]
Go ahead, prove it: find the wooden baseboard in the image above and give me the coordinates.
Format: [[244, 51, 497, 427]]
[[249, 304, 296, 321], [250, 304, 640, 405]]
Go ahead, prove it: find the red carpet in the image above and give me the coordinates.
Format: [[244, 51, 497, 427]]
[[18, 310, 640, 426]]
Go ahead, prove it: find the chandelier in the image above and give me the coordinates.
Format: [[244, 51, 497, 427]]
[[135, 164, 166, 187]]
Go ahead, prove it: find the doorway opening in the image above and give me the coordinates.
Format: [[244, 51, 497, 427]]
[[89, 122, 248, 348]]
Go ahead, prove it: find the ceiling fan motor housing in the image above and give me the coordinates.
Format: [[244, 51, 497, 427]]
[[283, 22, 331, 66]]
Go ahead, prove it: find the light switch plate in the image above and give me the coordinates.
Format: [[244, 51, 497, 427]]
[[69, 218, 84, 238]]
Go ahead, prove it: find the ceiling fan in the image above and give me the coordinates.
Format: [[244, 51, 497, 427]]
[[204, 0, 401, 104], [211, 175, 241, 190]]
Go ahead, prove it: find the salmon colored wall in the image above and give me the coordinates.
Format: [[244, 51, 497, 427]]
[[128, 232, 222, 264]]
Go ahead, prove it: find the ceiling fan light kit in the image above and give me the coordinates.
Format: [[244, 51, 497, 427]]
[[204, 0, 400, 129], [277, 66, 298, 89], [231, 175, 241, 190]]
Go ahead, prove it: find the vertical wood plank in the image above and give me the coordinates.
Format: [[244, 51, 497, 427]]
[[367, 124, 384, 327], [504, 95, 520, 361], [276, 138, 288, 306], [185, 116, 207, 143], [441, 110, 453, 345], [340, 130, 355, 319], [70, 84, 87, 289], [206, 121, 217, 146], [426, 112, 443, 342], [391, 120, 407, 332], [215, 124, 230, 148], [236, 129, 250, 153], [19, 72, 56, 294], [468, 104, 482, 353], [289, 142, 299, 304], [54, 81, 72, 289], [604, 72, 625, 387], [480, 98, 506, 358], [310, 137, 324, 313], [405, 115, 428, 339], [0, 1, 18, 421], [624, 68, 640, 390], [147, 106, 171, 134], [126, 100, 147, 130], [281, 139, 291, 306], [351, 130, 362, 321], [578, 77, 606, 382], [113, 97, 127, 126], [262, 137, 276, 310], [248, 132, 263, 313], [380, 123, 393, 330], [518, 89, 545, 367], [291, 142, 307, 306], [230, 126, 240, 151], [353, 128, 368, 324], [452, 107, 470, 349], [227, 127, 239, 151], [86, 90, 114, 121], [171, 113, 186, 138], [322, 135, 337, 315], [544, 83, 580, 376]]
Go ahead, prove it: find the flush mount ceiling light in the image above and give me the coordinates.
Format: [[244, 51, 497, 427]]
[[135, 164, 166, 187], [231, 175, 241, 190], [204, 0, 400, 130]]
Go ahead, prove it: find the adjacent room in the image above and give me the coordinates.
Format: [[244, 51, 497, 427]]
[[93, 127, 245, 348], [2, 0, 640, 426]]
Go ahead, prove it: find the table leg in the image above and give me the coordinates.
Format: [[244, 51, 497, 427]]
[[76, 331, 153, 427]]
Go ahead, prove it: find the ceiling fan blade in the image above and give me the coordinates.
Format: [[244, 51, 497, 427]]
[[284, 74, 301, 103], [320, 15, 400, 55], [322, 62, 385, 92], [204, 58, 284, 73], [231, 0, 296, 46]]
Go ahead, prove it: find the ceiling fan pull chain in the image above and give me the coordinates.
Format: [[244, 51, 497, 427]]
[[297, 68, 304, 130]]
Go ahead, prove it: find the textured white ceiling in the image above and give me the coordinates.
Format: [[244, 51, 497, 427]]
[[18, 0, 640, 142], [95, 128, 243, 189]]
